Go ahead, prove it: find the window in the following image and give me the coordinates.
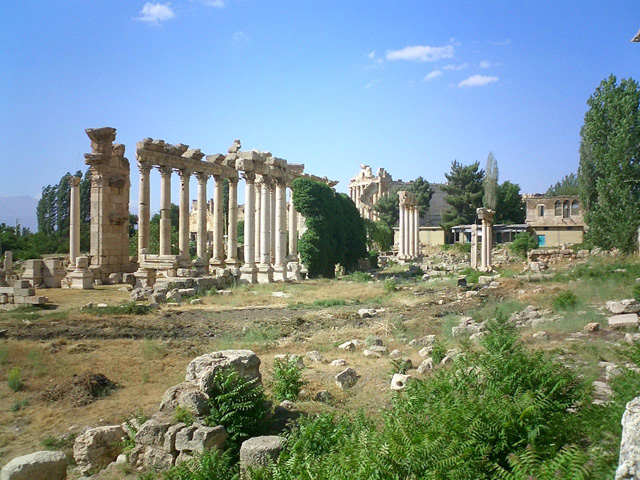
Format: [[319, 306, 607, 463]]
[[555, 201, 561, 216], [571, 200, 579, 216], [538, 205, 545, 216], [563, 201, 570, 218]]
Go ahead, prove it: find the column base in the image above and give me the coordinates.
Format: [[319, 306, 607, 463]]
[[257, 264, 274, 284], [397, 254, 411, 263], [240, 264, 258, 284], [134, 268, 156, 288], [273, 264, 288, 282], [287, 262, 302, 281], [209, 257, 226, 269], [193, 258, 209, 275]]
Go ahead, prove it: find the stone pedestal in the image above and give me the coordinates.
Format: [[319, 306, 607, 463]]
[[42, 259, 65, 288], [21, 259, 43, 287], [69, 256, 94, 289]]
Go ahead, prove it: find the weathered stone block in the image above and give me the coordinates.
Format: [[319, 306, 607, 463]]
[[616, 396, 640, 479], [609, 314, 640, 328], [185, 350, 261, 392], [158, 382, 210, 416], [240, 436, 284, 478], [335, 368, 358, 389], [0, 450, 67, 480], [135, 415, 173, 446], [73, 425, 125, 475]]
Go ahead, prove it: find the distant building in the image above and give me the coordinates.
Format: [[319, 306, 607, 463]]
[[524, 194, 585, 247]]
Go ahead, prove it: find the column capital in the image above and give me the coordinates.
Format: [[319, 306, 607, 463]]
[[176, 168, 191, 180], [228, 176, 239, 185], [242, 171, 256, 182], [158, 165, 172, 176], [69, 175, 82, 187], [195, 172, 208, 184], [137, 161, 152, 174]]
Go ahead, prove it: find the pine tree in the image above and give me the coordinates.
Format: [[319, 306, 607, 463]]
[[495, 181, 525, 224], [440, 160, 484, 230]]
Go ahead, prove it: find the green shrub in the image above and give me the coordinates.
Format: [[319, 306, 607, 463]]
[[84, 301, 150, 316], [11, 399, 28, 412], [164, 449, 238, 480], [383, 278, 397, 293], [633, 283, 640, 302], [344, 271, 371, 283], [460, 267, 482, 284], [368, 250, 379, 269], [174, 406, 195, 426], [312, 298, 346, 308], [509, 232, 537, 258], [8, 367, 22, 392], [389, 358, 412, 378], [271, 356, 306, 402], [204, 367, 270, 447], [430, 338, 447, 364], [553, 291, 578, 311]]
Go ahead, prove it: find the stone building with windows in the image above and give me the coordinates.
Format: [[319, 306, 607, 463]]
[[524, 194, 585, 247]]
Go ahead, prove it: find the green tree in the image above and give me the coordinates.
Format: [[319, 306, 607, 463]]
[[483, 152, 499, 210], [546, 173, 579, 196], [372, 176, 433, 227], [364, 219, 393, 251], [495, 181, 525, 224], [440, 160, 484, 230], [293, 178, 366, 277], [579, 75, 640, 253]]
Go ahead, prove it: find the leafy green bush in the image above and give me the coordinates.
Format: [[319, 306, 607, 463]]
[[368, 250, 379, 269], [389, 358, 412, 378], [271, 356, 306, 402], [509, 232, 537, 258], [164, 449, 238, 480], [83, 301, 150, 316], [8, 367, 22, 392], [383, 278, 396, 293], [204, 367, 270, 447], [343, 271, 371, 283], [11, 399, 28, 412], [430, 338, 447, 364], [460, 267, 482, 284], [553, 291, 578, 311], [633, 282, 640, 302]]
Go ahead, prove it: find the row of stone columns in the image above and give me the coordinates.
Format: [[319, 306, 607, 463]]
[[397, 191, 420, 261], [135, 163, 300, 284]]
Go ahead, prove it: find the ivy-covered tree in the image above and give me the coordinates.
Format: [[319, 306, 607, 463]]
[[546, 173, 579, 196], [495, 181, 525, 224], [579, 75, 640, 253], [292, 178, 366, 278], [440, 160, 484, 231]]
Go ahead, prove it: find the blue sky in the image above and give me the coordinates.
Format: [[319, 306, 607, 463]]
[[1, 0, 639, 226]]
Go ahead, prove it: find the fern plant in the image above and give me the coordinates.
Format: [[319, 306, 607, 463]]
[[271, 356, 306, 402], [204, 367, 270, 447], [164, 448, 239, 480]]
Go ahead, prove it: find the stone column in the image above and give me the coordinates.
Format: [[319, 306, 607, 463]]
[[414, 206, 420, 257], [137, 163, 151, 258], [273, 180, 288, 282], [178, 169, 191, 261], [398, 201, 405, 260], [480, 220, 487, 270], [270, 184, 276, 263], [3, 250, 12, 273], [486, 220, 493, 270], [240, 174, 257, 283], [288, 192, 298, 261], [195, 173, 209, 267], [257, 178, 274, 283], [254, 182, 261, 262], [408, 206, 415, 259], [226, 177, 240, 269], [404, 205, 410, 259], [210, 175, 225, 268], [159, 166, 172, 256], [471, 224, 478, 269], [69, 175, 81, 266]]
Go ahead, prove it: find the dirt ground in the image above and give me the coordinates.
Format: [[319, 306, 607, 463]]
[[0, 261, 632, 476]]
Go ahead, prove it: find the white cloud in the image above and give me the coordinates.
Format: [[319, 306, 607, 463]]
[[442, 63, 468, 71], [365, 79, 381, 89], [232, 31, 248, 42], [386, 44, 454, 62], [458, 75, 498, 87], [367, 50, 376, 59], [479, 60, 491, 69], [203, 0, 225, 7], [491, 39, 511, 46], [423, 70, 442, 81], [137, 2, 175, 24]]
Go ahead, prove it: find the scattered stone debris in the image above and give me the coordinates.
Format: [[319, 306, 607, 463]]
[[390, 373, 412, 391], [584, 322, 601, 333], [305, 351, 325, 363], [330, 359, 347, 367], [416, 358, 434, 374], [74, 425, 126, 474], [609, 314, 639, 329], [240, 436, 285, 478], [335, 368, 359, 389], [314, 390, 333, 403], [616, 395, 640, 479], [0, 450, 67, 480]]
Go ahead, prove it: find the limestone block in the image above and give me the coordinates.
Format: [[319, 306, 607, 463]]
[[417, 358, 434, 374], [616, 396, 640, 479], [367, 345, 387, 355], [608, 299, 640, 315], [158, 382, 210, 416], [164, 423, 186, 454], [108, 273, 122, 284], [337, 341, 356, 351], [0, 450, 67, 480], [335, 368, 358, 389], [175, 424, 227, 453], [73, 425, 125, 475], [143, 445, 175, 470], [363, 349, 381, 358], [185, 350, 262, 392], [122, 273, 136, 285], [390, 373, 412, 391], [135, 415, 173, 446], [239, 436, 284, 478], [609, 314, 640, 328]]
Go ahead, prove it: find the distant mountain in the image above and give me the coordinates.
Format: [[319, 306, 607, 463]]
[[0, 195, 39, 231]]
